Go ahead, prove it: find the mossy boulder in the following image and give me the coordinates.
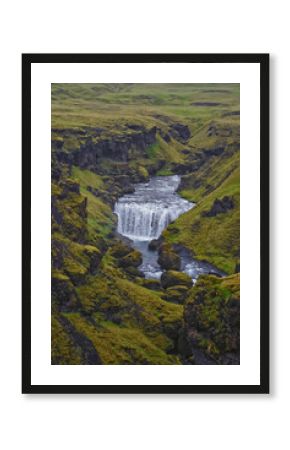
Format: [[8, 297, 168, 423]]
[[164, 285, 190, 304], [110, 241, 132, 258], [140, 278, 161, 291], [158, 244, 181, 270], [119, 250, 142, 268], [161, 270, 192, 289], [124, 266, 145, 278]]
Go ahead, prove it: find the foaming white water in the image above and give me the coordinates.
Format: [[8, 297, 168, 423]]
[[114, 175, 194, 241]]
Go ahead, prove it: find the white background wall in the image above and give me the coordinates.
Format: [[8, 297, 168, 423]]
[[0, 1, 287, 449]]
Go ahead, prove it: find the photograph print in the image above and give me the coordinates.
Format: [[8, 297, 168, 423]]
[[51, 82, 240, 366]]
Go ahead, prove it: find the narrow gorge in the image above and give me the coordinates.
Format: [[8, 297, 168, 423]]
[[51, 83, 240, 365]]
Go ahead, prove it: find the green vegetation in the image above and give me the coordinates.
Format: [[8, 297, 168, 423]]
[[51, 83, 240, 365], [180, 273, 240, 364]]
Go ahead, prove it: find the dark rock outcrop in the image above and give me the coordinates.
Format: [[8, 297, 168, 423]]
[[55, 127, 157, 170], [180, 274, 240, 365], [51, 272, 79, 312], [202, 196, 234, 217], [169, 123, 191, 142]]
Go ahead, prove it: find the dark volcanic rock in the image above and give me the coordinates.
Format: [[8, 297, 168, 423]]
[[158, 244, 181, 271], [148, 236, 164, 251], [202, 196, 234, 217], [55, 127, 157, 171], [169, 123, 191, 142]]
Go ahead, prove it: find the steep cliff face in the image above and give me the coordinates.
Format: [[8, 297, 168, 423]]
[[53, 126, 157, 170]]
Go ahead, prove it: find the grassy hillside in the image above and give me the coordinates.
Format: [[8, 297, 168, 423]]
[[51, 83, 240, 365], [163, 119, 240, 274]]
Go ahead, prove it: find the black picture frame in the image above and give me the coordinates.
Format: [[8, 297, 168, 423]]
[[22, 53, 269, 394]]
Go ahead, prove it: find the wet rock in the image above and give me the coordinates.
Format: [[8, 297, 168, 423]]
[[158, 244, 181, 271], [148, 237, 164, 251]]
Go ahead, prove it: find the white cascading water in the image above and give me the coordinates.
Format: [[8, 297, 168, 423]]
[[114, 175, 225, 281], [114, 175, 194, 241]]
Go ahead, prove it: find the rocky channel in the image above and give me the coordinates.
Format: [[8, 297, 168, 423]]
[[114, 175, 225, 282]]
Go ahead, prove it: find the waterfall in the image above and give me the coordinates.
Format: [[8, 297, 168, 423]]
[[114, 175, 194, 241], [114, 175, 224, 282]]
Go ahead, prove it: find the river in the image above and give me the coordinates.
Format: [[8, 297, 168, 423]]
[[114, 175, 224, 282]]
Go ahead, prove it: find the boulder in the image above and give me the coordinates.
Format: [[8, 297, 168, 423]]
[[148, 236, 164, 251], [161, 270, 193, 289], [119, 250, 142, 268], [111, 241, 132, 258], [124, 266, 145, 278], [164, 285, 190, 304], [158, 247, 181, 271], [157, 243, 181, 271]]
